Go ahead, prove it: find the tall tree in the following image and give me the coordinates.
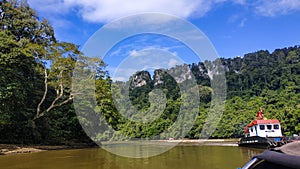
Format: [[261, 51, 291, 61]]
[[33, 42, 78, 121], [0, 0, 101, 143]]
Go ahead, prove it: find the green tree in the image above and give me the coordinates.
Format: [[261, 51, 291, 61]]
[[0, 0, 103, 144]]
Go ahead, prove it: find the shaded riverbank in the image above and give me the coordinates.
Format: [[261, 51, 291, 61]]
[[100, 138, 240, 146], [0, 139, 240, 156], [167, 138, 239, 146], [0, 143, 96, 155]]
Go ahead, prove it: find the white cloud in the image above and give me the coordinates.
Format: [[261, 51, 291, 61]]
[[239, 18, 247, 27], [109, 47, 184, 81], [255, 0, 300, 17], [27, 0, 76, 40], [168, 58, 181, 67], [128, 46, 177, 58], [29, 0, 300, 25], [29, 0, 228, 23], [28, 0, 71, 15], [231, 0, 247, 5], [111, 67, 138, 81], [129, 50, 141, 57], [66, 0, 198, 23]]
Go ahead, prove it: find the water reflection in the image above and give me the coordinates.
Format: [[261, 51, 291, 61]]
[[237, 147, 264, 165], [101, 141, 177, 158], [0, 145, 264, 169]]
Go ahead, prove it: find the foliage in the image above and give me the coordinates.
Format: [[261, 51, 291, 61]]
[[101, 46, 300, 139], [0, 0, 299, 145], [0, 0, 92, 144]]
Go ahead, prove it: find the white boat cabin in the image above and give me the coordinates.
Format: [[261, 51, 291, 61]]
[[246, 119, 283, 138]]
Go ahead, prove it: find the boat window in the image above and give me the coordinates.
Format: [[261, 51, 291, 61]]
[[250, 127, 253, 132], [267, 125, 272, 130], [273, 124, 279, 129], [259, 125, 265, 130]]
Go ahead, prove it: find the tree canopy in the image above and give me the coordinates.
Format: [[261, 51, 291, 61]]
[[0, 0, 299, 144], [0, 0, 96, 144]]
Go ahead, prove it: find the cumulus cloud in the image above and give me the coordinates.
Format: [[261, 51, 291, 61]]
[[68, 0, 198, 22], [29, 0, 229, 23], [28, 0, 300, 24]]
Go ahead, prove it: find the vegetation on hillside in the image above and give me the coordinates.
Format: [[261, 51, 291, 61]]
[[104, 47, 300, 139], [0, 0, 299, 144]]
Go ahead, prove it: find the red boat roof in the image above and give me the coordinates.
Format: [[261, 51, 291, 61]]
[[247, 119, 280, 127]]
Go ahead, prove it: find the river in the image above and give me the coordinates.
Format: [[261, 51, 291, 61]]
[[0, 145, 263, 169]]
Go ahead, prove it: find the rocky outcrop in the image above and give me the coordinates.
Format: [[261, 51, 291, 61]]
[[130, 71, 152, 89], [129, 63, 212, 89]]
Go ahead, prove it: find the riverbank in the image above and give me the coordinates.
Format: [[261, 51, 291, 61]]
[[0, 139, 240, 156], [177, 138, 239, 146], [99, 138, 240, 147], [150, 138, 239, 146], [0, 143, 96, 155]]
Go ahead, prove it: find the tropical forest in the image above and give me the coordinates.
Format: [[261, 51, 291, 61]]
[[0, 0, 300, 145]]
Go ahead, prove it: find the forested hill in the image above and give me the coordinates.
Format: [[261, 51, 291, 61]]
[[125, 46, 300, 138], [222, 47, 300, 98], [218, 47, 300, 137], [130, 46, 300, 99], [0, 0, 299, 144]]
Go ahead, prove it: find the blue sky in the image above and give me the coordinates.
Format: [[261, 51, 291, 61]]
[[27, 0, 300, 80]]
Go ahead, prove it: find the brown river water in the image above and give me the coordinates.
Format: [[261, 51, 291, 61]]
[[0, 145, 263, 169]]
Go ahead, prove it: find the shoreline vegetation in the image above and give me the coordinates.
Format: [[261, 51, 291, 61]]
[[1, 1, 300, 151], [0, 139, 239, 156]]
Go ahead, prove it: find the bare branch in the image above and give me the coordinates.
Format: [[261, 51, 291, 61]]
[[37, 95, 73, 119], [45, 69, 64, 112], [34, 68, 48, 120], [34, 69, 73, 120]]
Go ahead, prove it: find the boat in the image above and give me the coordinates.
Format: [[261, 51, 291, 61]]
[[238, 108, 288, 149], [238, 141, 300, 169]]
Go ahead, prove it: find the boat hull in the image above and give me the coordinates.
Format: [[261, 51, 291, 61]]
[[238, 136, 287, 149]]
